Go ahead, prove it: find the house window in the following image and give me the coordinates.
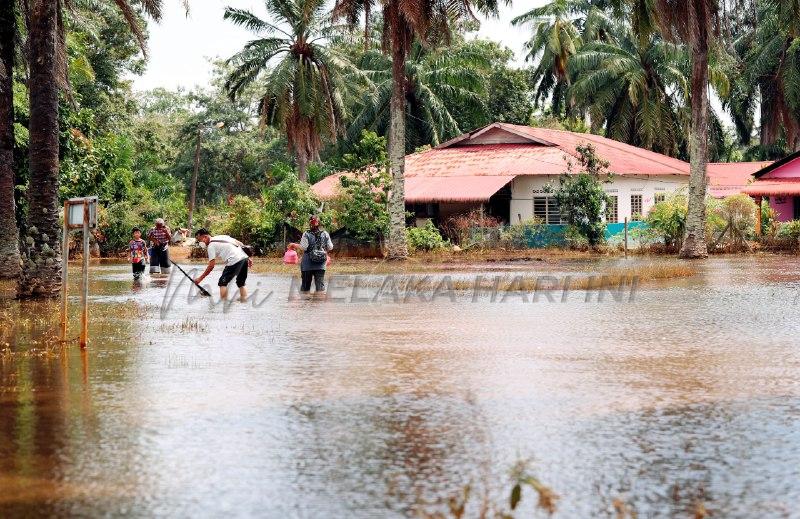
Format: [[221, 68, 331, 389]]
[[630, 194, 643, 221], [605, 195, 618, 223], [533, 196, 562, 224], [654, 193, 666, 204]]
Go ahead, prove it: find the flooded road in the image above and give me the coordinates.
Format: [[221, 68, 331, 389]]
[[1, 256, 799, 517]]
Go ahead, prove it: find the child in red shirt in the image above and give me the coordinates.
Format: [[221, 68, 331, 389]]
[[130, 227, 147, 280]]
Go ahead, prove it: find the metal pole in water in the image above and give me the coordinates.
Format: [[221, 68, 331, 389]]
[[80, 200, 90, 348], [60, 200, 70, 342], [624, 217, 629, 259]]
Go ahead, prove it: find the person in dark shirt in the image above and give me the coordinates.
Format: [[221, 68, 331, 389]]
[[147, 218, 172, 275], [290, 215, 333, 293]]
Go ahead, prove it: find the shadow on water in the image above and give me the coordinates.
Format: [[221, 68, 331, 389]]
[[1, 257, 800, 516]]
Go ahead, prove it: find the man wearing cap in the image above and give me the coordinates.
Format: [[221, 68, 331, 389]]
[[290, 215, 333, 293], [148, 218, 172, 275]]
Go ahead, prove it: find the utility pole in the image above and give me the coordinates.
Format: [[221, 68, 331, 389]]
[[188, 126, 201, 231]]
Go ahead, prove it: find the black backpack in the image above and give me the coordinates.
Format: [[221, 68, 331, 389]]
[[307, 231, 328, 264]]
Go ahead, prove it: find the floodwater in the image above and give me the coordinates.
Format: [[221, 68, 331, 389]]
[[1, 256, 799, 518]]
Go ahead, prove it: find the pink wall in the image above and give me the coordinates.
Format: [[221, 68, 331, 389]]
[[762, 157, 800, 179], [770, 196, 796, 222]]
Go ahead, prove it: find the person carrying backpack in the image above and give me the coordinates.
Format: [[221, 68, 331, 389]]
[[290, 215, 333, 293]]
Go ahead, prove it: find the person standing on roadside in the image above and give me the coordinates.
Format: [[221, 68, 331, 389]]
[[290, 215, 333, 293], [148, 218, 172, 275]]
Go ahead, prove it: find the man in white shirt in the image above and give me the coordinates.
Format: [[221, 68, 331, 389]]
[[193, 228, 252, 301]]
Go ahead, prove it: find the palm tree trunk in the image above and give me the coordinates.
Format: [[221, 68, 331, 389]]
[[363, 1, 371, 51], [679, 20, 710, 259], [297, 151, 309, 182], [385, 33, 409, 260], [0, 0, 21, 279], [18, 0, 62, 298]]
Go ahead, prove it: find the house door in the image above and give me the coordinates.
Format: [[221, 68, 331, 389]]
[[795, 197, 800, 220]]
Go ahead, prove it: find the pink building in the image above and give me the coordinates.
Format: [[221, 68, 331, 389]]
[[743, 150, 800, 224]]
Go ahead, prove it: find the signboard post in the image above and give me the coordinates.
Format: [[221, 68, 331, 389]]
[[60, 197, 98, 348]]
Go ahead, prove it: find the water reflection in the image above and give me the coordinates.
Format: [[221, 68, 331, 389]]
[[1, 257, 799, 516]]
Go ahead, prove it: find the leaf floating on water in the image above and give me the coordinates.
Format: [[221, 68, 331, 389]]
[[510, 483, 521, 510]]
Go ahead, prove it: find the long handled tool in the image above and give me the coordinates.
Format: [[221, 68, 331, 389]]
[[170, 260, 211, 297]]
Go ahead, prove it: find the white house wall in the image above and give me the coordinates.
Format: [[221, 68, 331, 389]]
[[509, 174, 688, 223]]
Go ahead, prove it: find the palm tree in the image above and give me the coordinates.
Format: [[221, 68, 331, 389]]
[[17, 0, 63, 297], [512, 0, 614, 117], [15, 0, 167, 297], [347, 39, 490, 151], [569, 30, 686, 156], [623, 0, 718, 259], [744, 0, 800, 153], [224, 0, 354, 182], [333, 0, 505, 259], [0, 0, 21, 279]]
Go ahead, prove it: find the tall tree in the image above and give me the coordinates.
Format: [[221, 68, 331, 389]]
[[333, 0, 505, 259], [15, 0, 166, 297], [17, 0, 62, 297], [745, 0, 800, 153], [627, 0, 718, 259], [0, 0, 21, 279], [224, 0, 354, 182], [347, 39, 491, 151], [512, 0, 613, 117], [569, 31, 686, 156]]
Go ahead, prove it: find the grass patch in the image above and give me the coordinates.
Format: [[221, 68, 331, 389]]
[[325, 262, 697, 292]]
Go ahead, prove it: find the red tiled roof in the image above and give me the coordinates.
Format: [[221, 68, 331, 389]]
[[742, 179, 800, 196], [706, 161, 771, 197], [312, 123, 697, 202], [405, 143, 572, 177], [312, 173, 514, 202], [493, 124, 690, 176]]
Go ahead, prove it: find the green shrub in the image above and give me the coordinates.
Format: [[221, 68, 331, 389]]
[[406, 221, 448, 252], [554, 144, 610, 246], [563, 225, 590, 249], [646, 194, 687, 247], [218, 195, 279, 251], [499, 218, 545, 249], [264, 172, 323, 231], [778, 220, 800, 240], [330, 167, 391, 241], [762, 201, 778, 237]]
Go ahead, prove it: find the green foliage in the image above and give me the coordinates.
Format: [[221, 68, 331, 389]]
[[336, 130, 388, 171], [712, 194, 757, 239], [331, 167, 391, 241], [224, 0, 357, 176], [777, 220, 800, 240], [328, 131, 391, 241], [761, 201, 779, 237], [406, 221, 449, 252], [96, 184, 188, 255], [554, 144, 610, 246], [346, 39, 492, 151], [216, 196, 279, 251], [646, 194, 687, 247], [499, 218, 546, 249], [264, 172, 323, 231]]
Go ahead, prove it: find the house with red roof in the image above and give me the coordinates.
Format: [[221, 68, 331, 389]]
[[743, 150, 800, 226], [312, 122, 767, 227]]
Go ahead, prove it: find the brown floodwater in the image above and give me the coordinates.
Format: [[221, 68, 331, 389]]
[[1, 256, 799, 517]]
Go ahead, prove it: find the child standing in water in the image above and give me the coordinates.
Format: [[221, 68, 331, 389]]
[[130, 227, 147, 280]]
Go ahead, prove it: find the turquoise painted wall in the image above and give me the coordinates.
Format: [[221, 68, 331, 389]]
[[521, 222, 649, 247]]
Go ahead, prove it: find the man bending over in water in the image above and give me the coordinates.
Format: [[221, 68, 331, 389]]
[[193, 228, 252, 302]]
